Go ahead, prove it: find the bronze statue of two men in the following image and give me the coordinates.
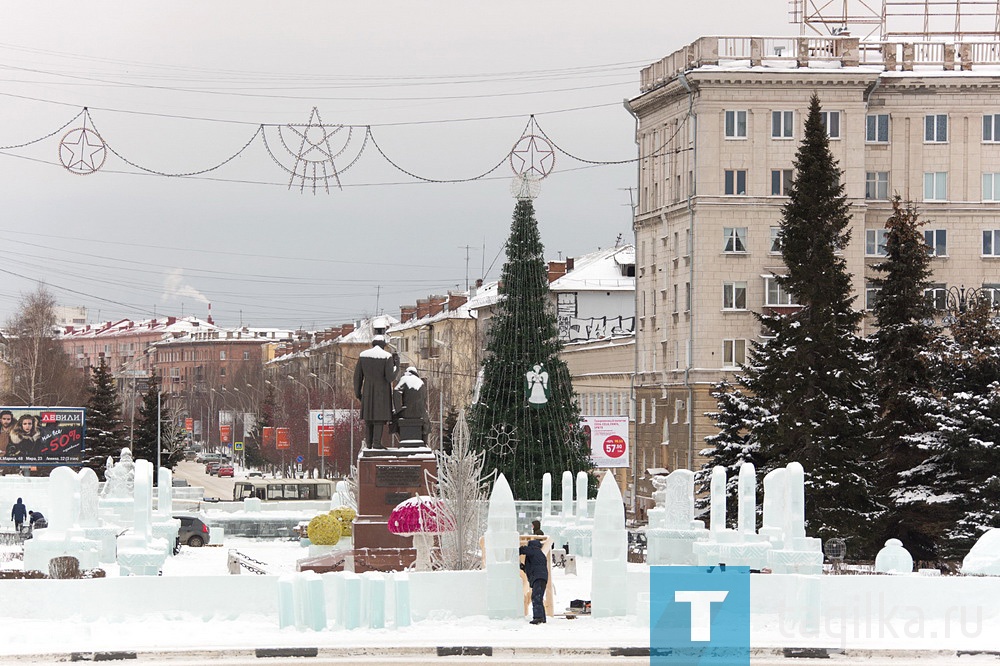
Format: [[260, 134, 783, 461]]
[[353, 335, 429, 449]]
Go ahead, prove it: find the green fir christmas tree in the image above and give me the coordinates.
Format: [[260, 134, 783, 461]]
[[132, 373, 185, 473], [468, 197, 592, 500], [84, 358, 127, 479]]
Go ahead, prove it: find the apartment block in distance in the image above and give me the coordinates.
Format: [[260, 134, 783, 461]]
[[627, 34, 1000, 492]]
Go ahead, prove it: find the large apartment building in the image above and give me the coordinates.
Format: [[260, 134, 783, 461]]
[[628, 35, 1000, 489]]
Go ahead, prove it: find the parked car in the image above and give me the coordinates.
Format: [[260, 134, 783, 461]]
[[174, 514, 211, 548], [206, 462, 222, 475], [247, 470, 264, 478], [217, 465, 234, 478]]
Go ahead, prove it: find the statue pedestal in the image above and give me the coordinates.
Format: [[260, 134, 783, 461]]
[[299, 447, 437, 574]]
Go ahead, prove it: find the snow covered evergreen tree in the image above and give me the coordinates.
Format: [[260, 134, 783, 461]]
[[868, 197, 941, 558], [132, 373, 185, 474], [917, 298, 1000, 559], [84, 358, 127, 479], [697, 379, 763, 523], [467, 197, 591, 500], [714, 94, 880, 552]]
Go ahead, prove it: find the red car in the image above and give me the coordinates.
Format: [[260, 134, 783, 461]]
[[217, 466, 234, 478]]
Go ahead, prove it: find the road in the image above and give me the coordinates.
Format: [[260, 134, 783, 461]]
[[173, 460, 236, 502]]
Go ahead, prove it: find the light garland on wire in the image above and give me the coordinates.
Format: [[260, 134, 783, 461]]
[[0, 107, 686, 193]]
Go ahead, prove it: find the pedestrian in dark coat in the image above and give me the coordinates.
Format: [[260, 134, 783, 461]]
[[11, 497, 26, 531], [519, 538, 548, 624], [353, 335, 399, 448]]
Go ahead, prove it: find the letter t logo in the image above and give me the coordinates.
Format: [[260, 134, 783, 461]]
[[674, 590, 729, 641]]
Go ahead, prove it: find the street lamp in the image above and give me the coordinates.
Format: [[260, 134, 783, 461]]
[[336, 362, 357, 466], [287, 375, 310, 478], [309, 372, 338, 478]]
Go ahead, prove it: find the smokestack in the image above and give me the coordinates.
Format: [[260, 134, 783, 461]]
[[207, 303, 214, 326]]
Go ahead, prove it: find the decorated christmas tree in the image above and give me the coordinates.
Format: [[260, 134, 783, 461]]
[[468, 196, 592, 500]]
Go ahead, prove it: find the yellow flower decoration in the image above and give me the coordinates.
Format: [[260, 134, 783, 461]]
[[306, 513, 342, 545], [330, 506, 357, 537]]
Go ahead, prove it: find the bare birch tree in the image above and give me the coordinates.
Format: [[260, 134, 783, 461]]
[[2, 284, 84, 406]]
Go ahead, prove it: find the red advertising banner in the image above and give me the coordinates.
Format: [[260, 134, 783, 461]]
[[262, 426, 275, 448], [275, 427, 290, 450], [317, 426, 334, 457], [220, 425, 232, 444], [184, 418, 194, 432], [0, 406, 86, 466]]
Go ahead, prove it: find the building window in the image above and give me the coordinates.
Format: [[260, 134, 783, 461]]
[[819, 110, 841, 139], [723, 227, 747, 253], [925, 229, 948, 256], [983, 283, 1000, 306], [672, 284, 678, 313], [220, 367, 226, 377], [724, 169, 747, 195], [764, 276, 797, 306], [983, 230, 1000, 256], [984, 173, 1000, 201], [770, 226, 783, 254], [924, 283, 947, 310], [925, 114, 948, 143], [984, 114, 1000, 142], [220, 350, 227, 361], [771, 111, 794, 138], [725, 110, 748, 138], [866, 229, 889, 256], [865, 284, 882, 310], [684, 282, 691, 312], [865, 171, 889, 200], [722, 339, 747, 368], [243, 350, 250, 361], [923, 172, 948, 201], [771, 169, 793, 196], [723, 281, 748, 310], [866, 114, 889, 143]]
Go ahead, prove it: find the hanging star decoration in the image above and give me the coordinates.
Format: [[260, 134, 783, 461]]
[[265, 107, 367, 194], [58, 110, 107, 175], [509, 117, 554, 200], [486, 423, 518, 457]]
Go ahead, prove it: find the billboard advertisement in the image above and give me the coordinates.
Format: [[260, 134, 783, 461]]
[[220, 425, 232, 444], [583, 415, 630, 468], [275, 427, 290, 450], [0, 407, 86, 466], [262, 426, 275, 448]]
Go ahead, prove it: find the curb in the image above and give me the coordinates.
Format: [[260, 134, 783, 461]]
[[7, 647, 985, 662]]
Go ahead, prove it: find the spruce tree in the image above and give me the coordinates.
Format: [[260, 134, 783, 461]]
[[697, 379, 764, 523], [919, 298, 1000, 559], [84, 358, 127, 479], [468, 197, 592, 500], [717, 94, 880, 551], [132, 373, 185, 473], [868, 197, 940, 558]]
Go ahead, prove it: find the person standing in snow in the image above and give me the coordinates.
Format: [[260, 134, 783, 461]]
[[11, 497, 27, 531], [353, 335, 399, 449], [519, 538, 549, 624]]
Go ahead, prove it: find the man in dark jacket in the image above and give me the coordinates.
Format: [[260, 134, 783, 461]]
[[519, 538, 548, 624], [11, 497, 26, 531]]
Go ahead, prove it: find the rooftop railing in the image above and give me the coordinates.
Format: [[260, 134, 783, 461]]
[[639, 35, 1000, 92]]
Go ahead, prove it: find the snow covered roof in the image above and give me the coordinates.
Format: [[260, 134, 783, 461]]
[[58, 316, 217, 340], [549, 245, 635, 293], [464, 280, 500, 311]]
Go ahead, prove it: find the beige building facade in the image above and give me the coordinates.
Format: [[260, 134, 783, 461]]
[[629, 36, 1000, 479]]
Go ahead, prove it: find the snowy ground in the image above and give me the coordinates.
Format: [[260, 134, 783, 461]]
[[2, 536, 999, 663], [0, 535, 650, 657]]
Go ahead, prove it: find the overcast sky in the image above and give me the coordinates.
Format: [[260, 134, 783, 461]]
[[0, 1, 788, 330]]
